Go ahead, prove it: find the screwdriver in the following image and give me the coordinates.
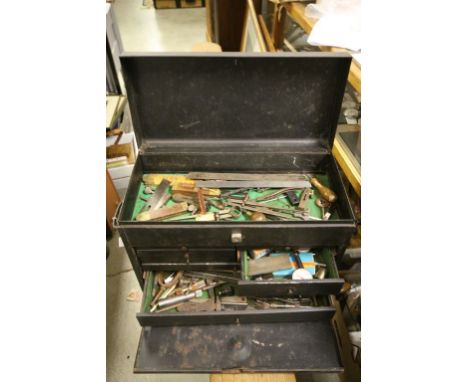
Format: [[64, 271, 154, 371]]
[[157, 282, 224, 309], [310, 177, 337, 203]]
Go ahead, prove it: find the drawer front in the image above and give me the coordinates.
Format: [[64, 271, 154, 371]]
[[137, 248, 238, 269], [119, 223, 355, 249], [137, 307, 335, 327], [135, 321, 343, 373], [137, 248, 237, 263], [237, 279, 343, 297]]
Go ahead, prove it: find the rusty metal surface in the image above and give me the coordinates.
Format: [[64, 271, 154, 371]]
[[135, 321, 342, 373]]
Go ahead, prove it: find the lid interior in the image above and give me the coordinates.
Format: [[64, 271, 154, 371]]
[[121, 53, 351, 150]]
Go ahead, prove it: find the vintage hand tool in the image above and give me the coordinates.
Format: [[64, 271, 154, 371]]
[[150, 271, 183, 308], [215, 208, 234, 220], [314, 267, 327, 280], [220, 296, 248, 310], [136, 202, 188, 221], [187, 172, 308, 181], [249, 248, 271, 260], [255, 188, 300, 202], [257, 195, 287, 204], [220, 188, 249, 198], [185, 271, 241, 283], [293, 209, 321, 221], [174, 279, 206, 296], [315, 198, 331, 220], [187, 204, 198, 214], [157, 282, 223, 309], [206, 198, 225, 209], [163, 213, 197, 222], [143, 174, 194, 187], [197, 189, 207, 214], [291, 251, 313, 280], [143, 186, 155, 195], [172, 192, 197, 204], [195, 212, 215, 221], [250, 211, 267, 221], [172, 183, 220, 196], [248, 254, 292, 276], [142, 178, 171, 211], [255, 299, 299, 309], [286, 191, 300, 206], [195, 180, 311, 189], [298, 189, 312, 209], [227, 198, 296, 213], [310, 177, 337, 203], [226, 202, 298, 220]]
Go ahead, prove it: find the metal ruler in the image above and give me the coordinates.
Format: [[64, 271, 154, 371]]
[[188, 172, 308, 181], [195, 180, 311, 188]]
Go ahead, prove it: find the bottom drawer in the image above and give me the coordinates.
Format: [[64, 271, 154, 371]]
[[133, 270, 343, 373], [135, 320, 342, 373]]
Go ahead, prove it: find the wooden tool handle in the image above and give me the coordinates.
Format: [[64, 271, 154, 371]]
[[310, 177, 337, 203]]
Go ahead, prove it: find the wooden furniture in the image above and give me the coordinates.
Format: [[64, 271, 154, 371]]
[[240, 0, 267, 52], [153, 0, 205, 9], [274, 2, 361, 194], [282, 2, 361, 94], [333, 124, 361, 196], [206, 0, 262, 51], [106, 169, 120, 231]]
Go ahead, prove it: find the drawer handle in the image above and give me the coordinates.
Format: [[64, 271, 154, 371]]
[[231, 231, 243, 244], [184, 252, 190, 263]]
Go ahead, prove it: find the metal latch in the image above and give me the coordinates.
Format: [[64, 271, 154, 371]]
[[231, 231, 243, 244], [112, 202, 123, 228]]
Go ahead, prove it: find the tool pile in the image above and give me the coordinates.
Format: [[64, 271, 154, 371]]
[[133, 172, 338, 222], [144, 270, 326, 314], [243, 249, 328, 281]]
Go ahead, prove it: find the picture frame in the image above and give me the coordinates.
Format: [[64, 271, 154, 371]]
[[240, 0, 267, 52]]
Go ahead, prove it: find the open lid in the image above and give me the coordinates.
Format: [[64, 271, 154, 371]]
[[121, 52, 351, 152]]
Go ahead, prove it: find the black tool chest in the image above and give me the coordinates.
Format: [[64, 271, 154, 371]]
[[114, 52, 356, 374]]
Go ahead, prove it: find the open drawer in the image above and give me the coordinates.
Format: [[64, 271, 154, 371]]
[[137, 270, 335, 327], [134, 270, 343, 373], [238, 248, 344, 297]]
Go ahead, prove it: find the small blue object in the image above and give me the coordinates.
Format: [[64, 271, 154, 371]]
[[272, 252, 316, 277]]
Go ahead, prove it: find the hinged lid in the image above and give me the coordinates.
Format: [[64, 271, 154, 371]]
[[121, 52, 351, 152]]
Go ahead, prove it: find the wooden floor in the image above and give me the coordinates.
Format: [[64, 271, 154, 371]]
[[211, 374, 296, 382]]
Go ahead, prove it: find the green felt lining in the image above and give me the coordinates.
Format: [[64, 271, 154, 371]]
[[131, 173, 338, 222]]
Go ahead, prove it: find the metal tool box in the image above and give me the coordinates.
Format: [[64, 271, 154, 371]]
[[114, 52, 356, 373]]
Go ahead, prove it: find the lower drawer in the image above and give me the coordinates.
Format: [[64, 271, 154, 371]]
[[138, 270, 335, 327], [238, 248, 344, 297], [135, 320, 343, 373], [135, 270, 342, 373]]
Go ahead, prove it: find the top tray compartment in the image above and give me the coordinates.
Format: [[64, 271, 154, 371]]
[[115, 53, 356, 249]]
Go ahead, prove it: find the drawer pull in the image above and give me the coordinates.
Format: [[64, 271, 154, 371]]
[[231, 231, 243, 244]]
